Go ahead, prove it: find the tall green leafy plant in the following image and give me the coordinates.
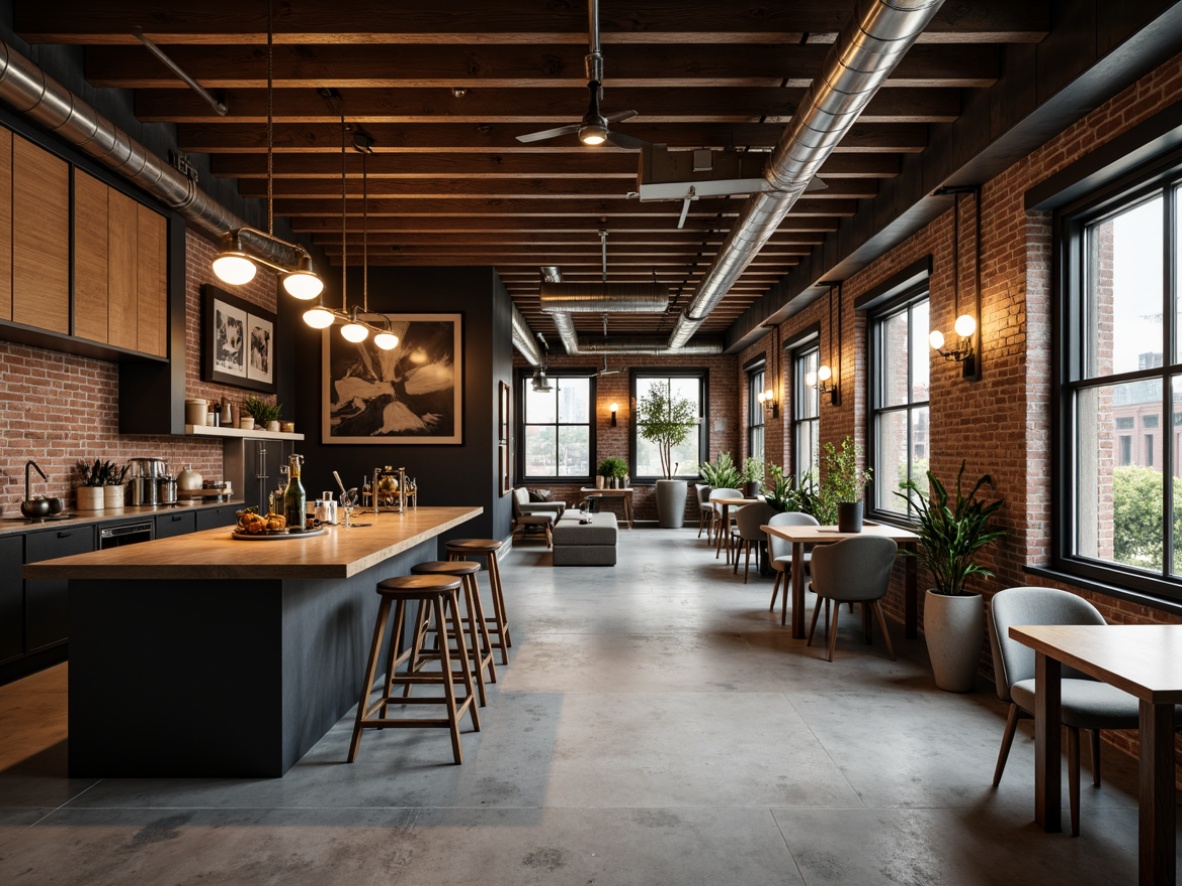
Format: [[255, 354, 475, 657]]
[[765, 465, 825, 517], [699, 452, 741, 488], [636, 383, 698, 479], [815, 436, 871, 524], [895, 461, 1006, 596]]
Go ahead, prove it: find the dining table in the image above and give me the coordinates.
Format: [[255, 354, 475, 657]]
[[1008, 624, 1182, 886], [761, 521, 920, 639], [714, 497, 761, 564]]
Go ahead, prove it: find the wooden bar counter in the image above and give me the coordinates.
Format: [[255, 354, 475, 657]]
[[23, 506, 482, 778]]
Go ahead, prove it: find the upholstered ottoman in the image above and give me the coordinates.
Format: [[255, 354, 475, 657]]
[[552, 511, 618, 566]]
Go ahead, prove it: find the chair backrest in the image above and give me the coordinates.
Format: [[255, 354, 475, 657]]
[[512, 486, 529, 517], [734, 501, 775, 541], [766, 511, 820, 560], [809, 535, 898, 603], [988, 586, 1106, 702], [709, 487, 743, 513], [695, 483, 713, 507]]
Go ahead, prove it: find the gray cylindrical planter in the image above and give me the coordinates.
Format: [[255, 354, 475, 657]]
[[837, 501, 863, 533], [655, 479, 688, 528], [924, 590, 985, 692]]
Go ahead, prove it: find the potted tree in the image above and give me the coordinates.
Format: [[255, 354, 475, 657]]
[[636, 382, 698, 528], [896, 461, 1005, 692], [741, 455, 765, 498], [819, 436, 871, 532]]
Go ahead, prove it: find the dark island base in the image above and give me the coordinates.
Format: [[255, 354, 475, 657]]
[[68, 537, 437, 778]]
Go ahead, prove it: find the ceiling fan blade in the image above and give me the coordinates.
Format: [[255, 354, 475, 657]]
[[605, 129, 650, 150], [605, 109, 638, 125], [516, 123, 580, 144]]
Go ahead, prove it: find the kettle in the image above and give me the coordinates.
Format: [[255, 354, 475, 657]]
[[178, 464, 203, 492]]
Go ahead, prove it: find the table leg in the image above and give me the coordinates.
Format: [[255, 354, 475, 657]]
[[625, 493, 633, 529], [788, 542, 805, 636], [1034, 652, 1062, 833], [1138, 700, 1176, 886], [904, 543, 918, 639]]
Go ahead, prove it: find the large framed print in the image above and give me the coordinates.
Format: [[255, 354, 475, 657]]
[[201, 285, 278, 393], [323, 313, 463, 444]]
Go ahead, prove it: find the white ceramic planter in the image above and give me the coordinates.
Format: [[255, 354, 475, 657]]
[[924, 590, 985, 692], [655, 478, 687, 528], [76, 486, 104, 510]]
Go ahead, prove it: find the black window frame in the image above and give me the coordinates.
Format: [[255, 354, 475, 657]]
[[515, 368, 597, 484], [746, 358, 766, 463], [629, 368, 709, 483], [787, 325, 821, 484]]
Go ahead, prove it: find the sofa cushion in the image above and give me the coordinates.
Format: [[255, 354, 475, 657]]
[[553, 511, 618, 546], [529, 488, 553, 502]]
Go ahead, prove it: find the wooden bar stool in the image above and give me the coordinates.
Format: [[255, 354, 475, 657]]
[[347, 574, 480, 765], [446, 538, 511, 665], [410, 560, 497, 706]]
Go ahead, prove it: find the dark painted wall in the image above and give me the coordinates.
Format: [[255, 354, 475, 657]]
[[291, 265, 513, 543]]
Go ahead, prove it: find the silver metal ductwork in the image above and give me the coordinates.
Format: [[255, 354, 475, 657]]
[[667, 0, 945, 349], [0, 37, 303, 271], [511, 304, 545, 366], [578, 337, 723, 356], [539, 283, 669, 314]]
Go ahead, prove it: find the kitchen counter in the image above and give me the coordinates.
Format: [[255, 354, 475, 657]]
[[44, 505, 484, 778], [0, 499, 243, 537]]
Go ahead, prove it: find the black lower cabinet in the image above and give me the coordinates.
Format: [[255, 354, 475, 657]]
[[0, 536, 23, 664], [156, 511, 196, 538], [25, 526, 94, 653], [195, 505, 239, 531]]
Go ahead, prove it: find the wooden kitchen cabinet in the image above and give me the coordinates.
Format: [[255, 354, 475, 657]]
[[25, 525, 94, 653], [73, 169, 109, 344], [12, 134, 69, 334], [137, 204, 167, 357], [0, 127, 12, 323], [106, 188, 139, 351]]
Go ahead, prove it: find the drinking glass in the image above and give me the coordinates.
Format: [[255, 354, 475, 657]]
[[340, 488, 359, 528]]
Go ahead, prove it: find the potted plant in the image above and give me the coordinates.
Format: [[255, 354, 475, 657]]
[[741, 455, 764, 498], [896, 461, 1005, 692], [597, 457, 628, 489], [76, 458, 120, 510], [636, 382, 698, 528], [819, 436, 871, 532], [698, 452, 741, 490], [104, 461, 129, 509], [243, 396, 283, 432]]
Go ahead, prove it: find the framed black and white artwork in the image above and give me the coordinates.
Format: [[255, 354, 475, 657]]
[[322, 313, 463, 444], [202, 285, 278, 393]]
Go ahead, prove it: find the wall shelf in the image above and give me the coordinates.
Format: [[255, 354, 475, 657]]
[[185, 424, 305, 441]]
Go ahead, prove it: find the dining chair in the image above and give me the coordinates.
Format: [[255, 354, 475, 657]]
[[806, 535, 897, 662], [766, 511, 820, 614], [986, 585, 1182, 837], [708, 487, 744, 559], [695, 483, 714, 539], [730, 501, 775, 583]]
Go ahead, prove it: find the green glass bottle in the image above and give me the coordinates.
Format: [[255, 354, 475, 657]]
[[284, 453, 306, 532]]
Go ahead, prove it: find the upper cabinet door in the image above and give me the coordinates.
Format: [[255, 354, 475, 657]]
[[106, 188, 139, 351], [0, 129, 11, 323], [136, 204, 167, 358], [12, 135, 68, 334], [73, 170, 109, 344]]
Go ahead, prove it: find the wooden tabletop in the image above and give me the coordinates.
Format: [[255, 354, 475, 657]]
[[1009, 624, 1182, 704], [762, 522, 919, 543], [22, 506, 482, 582]]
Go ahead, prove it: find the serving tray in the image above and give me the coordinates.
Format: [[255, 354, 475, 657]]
[[231, 526, 328, 541]]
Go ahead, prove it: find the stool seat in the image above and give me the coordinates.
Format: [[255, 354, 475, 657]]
[[412, 561, 481, 577], [446, 538, 503, 554], [347, 573, 478, 765]]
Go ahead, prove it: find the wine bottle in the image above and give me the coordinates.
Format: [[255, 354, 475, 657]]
[[284, 454, 306, 532]]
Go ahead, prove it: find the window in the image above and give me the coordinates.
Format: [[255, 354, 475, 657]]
[[520, 373, 594, 480], [631, 371, 706, 480], [747, 364, 765, 462], [1057, 159, 1182, 598], [869, 289, 930, 518], [792, 345, 820, 483]]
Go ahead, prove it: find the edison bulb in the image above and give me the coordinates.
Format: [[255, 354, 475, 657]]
[[954, 313, 977, 338]]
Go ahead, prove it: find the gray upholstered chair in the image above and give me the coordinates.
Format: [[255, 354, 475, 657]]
[[766, 511, 819, 616], [987, 585, 1176, 837], [512, 486, 565, 519], [695, 483, 714, 538], [708, 487, 744, 557], [730, 501, 775, 583], [807, 535, 898, 662], [511, 487, 563, 546]]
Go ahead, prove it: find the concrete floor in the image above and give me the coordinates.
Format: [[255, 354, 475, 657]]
[[0, 526, 1177, 884]]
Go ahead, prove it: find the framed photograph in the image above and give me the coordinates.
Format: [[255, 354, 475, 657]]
[[323, 313, 463, 444], [202, 285, 278, 393], [499, 381, 511, 494]]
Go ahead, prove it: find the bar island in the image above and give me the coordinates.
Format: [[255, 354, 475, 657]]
[[23, 506, 483, 778]]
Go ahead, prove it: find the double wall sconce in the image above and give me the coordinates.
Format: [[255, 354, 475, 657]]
[[610, 402, 619, 426], [805, 363, 838, 405], [755, 387, 777, 417], [930, 184, 982, 381], [806, 282, 842, 406]]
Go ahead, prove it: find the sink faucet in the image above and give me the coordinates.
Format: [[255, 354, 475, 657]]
[[25, 460, 47, 501]]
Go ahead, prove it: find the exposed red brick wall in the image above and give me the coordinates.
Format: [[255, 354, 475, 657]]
[[0, 229, 279, 512]]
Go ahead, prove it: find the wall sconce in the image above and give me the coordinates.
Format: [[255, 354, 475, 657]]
[[929, 313, 977, 377], [931, 184, 982, 381], [807, 281, 843, 406], [805, 364, 838, 405], [609, 402, 619, 426], [755, 387, 777, 417], [757, 319, 781, 419]]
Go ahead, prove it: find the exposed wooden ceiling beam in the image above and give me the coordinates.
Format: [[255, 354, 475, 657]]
[[289, 216, 841, 232], [272, 196, 857, 217]]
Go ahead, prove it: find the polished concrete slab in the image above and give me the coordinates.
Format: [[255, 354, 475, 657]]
[[0, 526, 1177, 884]]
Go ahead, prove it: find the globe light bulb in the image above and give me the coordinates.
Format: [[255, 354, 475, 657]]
[[929, 329, 945, 350], [954, 313, 977, 338], [373, 331, 399, 350], [805, 371, 817, 387], [816, 364, 832, 382], [283, 270, 324, 300], [212, 253, 256, 285], [303, 307, 336, 329], [340, 322, 369, 343]]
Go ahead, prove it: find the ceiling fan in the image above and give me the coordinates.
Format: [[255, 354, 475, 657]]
[[515, 0, 648, 150]]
